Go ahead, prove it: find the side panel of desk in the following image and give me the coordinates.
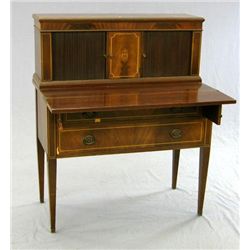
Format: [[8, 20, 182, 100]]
[[36, 90, 57, 158]]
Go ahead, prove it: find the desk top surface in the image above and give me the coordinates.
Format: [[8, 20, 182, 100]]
[[42, 83, 236, 113]]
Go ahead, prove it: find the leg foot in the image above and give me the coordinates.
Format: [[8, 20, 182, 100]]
[[172, 149, 180, 189]]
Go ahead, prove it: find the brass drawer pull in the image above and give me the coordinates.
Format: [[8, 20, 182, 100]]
[[82, 112, 96, 119], [170, 129, 183, 139], [83, 135, 96, 145]]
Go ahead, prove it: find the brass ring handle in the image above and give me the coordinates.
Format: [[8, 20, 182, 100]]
[[83, 135, 96, 145], [170, 129, 183, 139]]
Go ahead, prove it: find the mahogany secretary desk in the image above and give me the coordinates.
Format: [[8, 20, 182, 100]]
[[32, 14, 236, 232]]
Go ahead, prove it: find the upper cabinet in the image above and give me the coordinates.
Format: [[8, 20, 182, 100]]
[[33, 14, 204, 82]]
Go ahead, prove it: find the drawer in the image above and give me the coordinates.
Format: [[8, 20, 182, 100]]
[[57, 118, 206, 157], [62, 107, 201, 124]]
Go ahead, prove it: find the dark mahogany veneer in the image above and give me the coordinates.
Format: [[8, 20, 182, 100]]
[[32, 14, 236, 233]]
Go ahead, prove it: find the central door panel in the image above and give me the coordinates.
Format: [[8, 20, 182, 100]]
[[107, 32, 142, 79]]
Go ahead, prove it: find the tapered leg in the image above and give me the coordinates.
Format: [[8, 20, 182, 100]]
[[172, 149, 180, 189], [47, 158, 57, 233], [198, 146, 210, 215], [37, 139, 45, 203]]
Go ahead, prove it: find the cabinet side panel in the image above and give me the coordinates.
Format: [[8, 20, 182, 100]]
[[142, 31, 192, 77], [191, 32, 202, 75], [52, 32, 106, 80], [34, 28, 41, 78], [37, 91, 48, 153], [41, 33, 52, 81]]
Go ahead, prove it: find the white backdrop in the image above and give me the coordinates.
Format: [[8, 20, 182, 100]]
[[11, 1, 239, 249]]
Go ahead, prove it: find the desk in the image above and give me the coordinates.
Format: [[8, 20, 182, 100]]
[[33, 14, 236, 232]]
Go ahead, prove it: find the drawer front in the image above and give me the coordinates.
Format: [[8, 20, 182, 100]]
[[57, 119, 205, 156]]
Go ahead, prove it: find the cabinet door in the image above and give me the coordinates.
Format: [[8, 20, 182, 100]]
[[142, 31, 192, 77], [52, 32, 106, 80], [107, 32, 142, 79]]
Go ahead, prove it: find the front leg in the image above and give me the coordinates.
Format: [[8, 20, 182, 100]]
[[198, 146, 210, 215], [47, 157, 57, 233]]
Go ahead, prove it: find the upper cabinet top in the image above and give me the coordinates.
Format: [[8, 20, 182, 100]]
[[33, 13, 204, 31], [33, 13, 204, 21]]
